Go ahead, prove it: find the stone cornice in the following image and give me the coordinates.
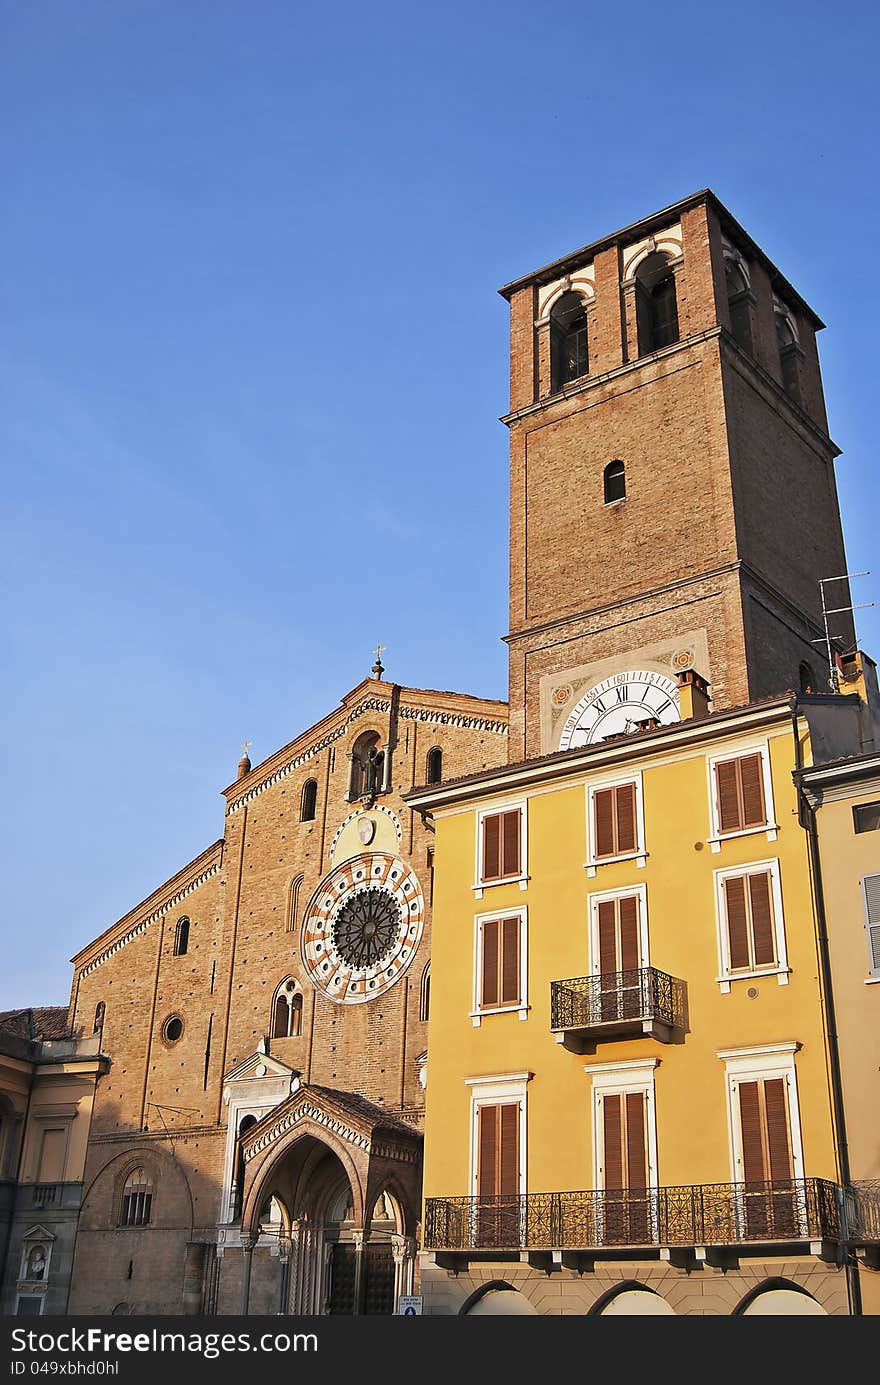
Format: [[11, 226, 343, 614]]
[[405, 697, 800, 812], [71, 841, 223, 975]]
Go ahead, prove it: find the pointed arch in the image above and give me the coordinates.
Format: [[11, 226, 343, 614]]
[[419, 961, 431, 1022], [287, 874, 304, 934], [300, 778, 318, 822], [173, 916, 190, 956]]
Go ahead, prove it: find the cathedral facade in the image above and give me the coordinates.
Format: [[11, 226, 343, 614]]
[[64, 679, 506, 1314]]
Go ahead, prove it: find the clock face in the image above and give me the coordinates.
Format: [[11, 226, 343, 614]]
[[300, 852, 425, 1005], [559, 669, 680, 749]]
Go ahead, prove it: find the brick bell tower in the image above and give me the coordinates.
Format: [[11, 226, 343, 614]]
[[500, 190, 854, 761]]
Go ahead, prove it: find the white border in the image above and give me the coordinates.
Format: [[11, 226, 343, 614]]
[[474, 799, 528, 898], [713, 858, 790, 993], [861, 873, 880, 980], [587, 1058, 659, 1194], [466, 1072, 531, 1197], [706, 740, 778, 852], [718, 1043, 804, 1185], [588, 883, 650, 974], [585, 770, 647, 876], [471, 906, 529, 1027]]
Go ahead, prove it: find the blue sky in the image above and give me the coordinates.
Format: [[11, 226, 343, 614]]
[[1, 0, 878, 1009]]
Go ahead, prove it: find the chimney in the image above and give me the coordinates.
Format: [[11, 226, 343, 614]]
[[676, 668, 711, 720]]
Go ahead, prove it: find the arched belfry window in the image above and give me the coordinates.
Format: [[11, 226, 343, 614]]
[[775, 308, 801, 404], [120, 1168, 153, 1227], [635, 252, 679, 355], [725, 258, 753, 355], [349, 730, 385, 799], [799, 662, 816, 694], [550, 291, 589, 392], [272, 979, 303, 1038], [426, 746, 442, 785], [603, 460, 626, 505], [173, 917, 190, 956], [300, 778, 317, 822]]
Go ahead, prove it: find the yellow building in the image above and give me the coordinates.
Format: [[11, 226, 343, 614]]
[[797, 714, 880, 1315], [406, 677, 880, 1315]]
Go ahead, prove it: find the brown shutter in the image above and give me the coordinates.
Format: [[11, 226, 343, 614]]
[[748, 872, 776, 967], [615, 783, 637, 854], [501, 916, 520, 1005], [724, 876, 751, 970], [481, 919, 499, 1007], [499, 1103, 519, 1197], [625, 1092, 647, 1189], [764, 1078, 792, 1181], [478, 1104, 497, 1197], [597, 900, 617, 974], [594, 788, 615, 857], [618, 895, 640, 971], [483, 814, 501, 881], [716, 758, 742, 832], [739, 754, 766, 827], [602, 1094, 624, 1190], [738, 1081, 765, 1184], [502, 809, 521, 878]]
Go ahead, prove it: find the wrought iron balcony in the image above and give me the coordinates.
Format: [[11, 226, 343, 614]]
[[425, 1179, 841, 1259], [847, 1180, 880, 1266], [550, 967, 685, 1048]]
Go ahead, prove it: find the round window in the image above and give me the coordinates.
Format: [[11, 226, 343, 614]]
[[162, 1015, 184, 1044]]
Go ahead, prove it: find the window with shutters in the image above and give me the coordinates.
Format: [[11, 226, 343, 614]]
[[589, 886, 649, 1022], [714, 860, 789, 991], [862, 874, 880, 979], [720, 1044, 805, 1241], [473, 908, 527, 1022], [476, 803, 526, 893], [587, 776, 645, 873], [591, 1059, 659, 1245], [708, 746, 776, 849], [467, 1073, 529, 1231]]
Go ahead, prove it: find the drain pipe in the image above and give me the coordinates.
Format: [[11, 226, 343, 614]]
[[791, 696, 862, 1315]]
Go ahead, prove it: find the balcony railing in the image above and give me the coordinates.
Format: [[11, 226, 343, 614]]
[[848, 1181, 880, 1243], [425, 1179, 841, 1253], [550, 967, 685, 1045]]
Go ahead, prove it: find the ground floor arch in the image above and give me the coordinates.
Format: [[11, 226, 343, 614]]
[[234, 1082, 421, 1316]]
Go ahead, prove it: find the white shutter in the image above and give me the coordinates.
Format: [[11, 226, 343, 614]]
[[864, 875, 880, 978]]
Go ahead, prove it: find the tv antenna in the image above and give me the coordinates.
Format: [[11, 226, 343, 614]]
[[812, 572, 874, 691]]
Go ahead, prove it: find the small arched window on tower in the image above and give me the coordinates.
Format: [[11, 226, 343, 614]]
[[349, 730, 384, 799], [120, 1169, 153, 1227], [799, 662, 816, 695], [271, 979, 303, 1039], [725, 258, 753, 356], [550, 291, 589, 393], [419, 962, 431, 1022], [603, 459, 626, 505], [173, 917, 190, 957], [426, 746, 442, 785], [635, 252, 679, 356], [300, 778, 317, 822], [775, 306, 801, 405]]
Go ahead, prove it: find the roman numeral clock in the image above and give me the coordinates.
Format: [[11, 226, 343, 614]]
[[558, 670, 681, 748]]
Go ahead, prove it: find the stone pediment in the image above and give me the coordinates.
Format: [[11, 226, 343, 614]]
[[240, 1083, 422, 1166], [223, 1050, 300, 1087]]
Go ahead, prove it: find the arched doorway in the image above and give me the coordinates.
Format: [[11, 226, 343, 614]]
[[463, 1283, 539, 1315], [592, 1285, 676, 1316], [243, 1131, 413, 1315]]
